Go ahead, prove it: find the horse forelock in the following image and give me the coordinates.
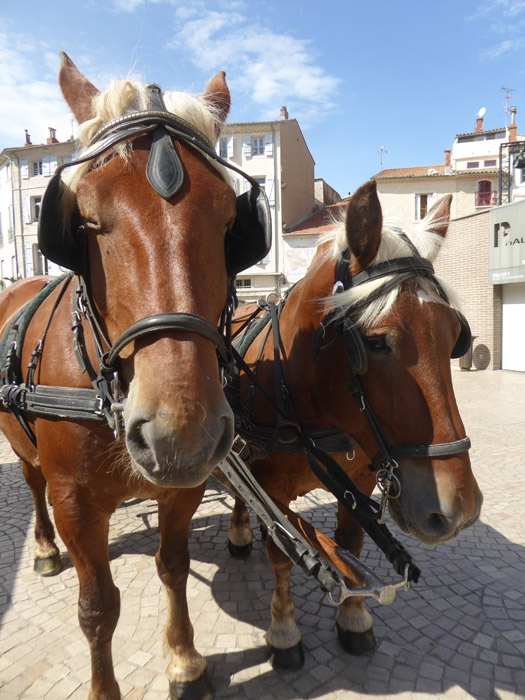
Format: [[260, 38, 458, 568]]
[[318, 211, 460, 330], [59, 78, 228, 232]]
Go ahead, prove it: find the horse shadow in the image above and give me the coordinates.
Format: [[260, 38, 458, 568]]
[[2, 469, 523, 700], [107, 480, 524, 700]]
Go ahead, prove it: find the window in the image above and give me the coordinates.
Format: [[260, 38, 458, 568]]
[[475, 181, 493, 207], [32, 196, 42, 222], [235, 278, 251, 288], [467, 161, 479, 169], [32, 160, 43, 177], [484, 159, 497, 168], [415, 193, 432, 220], [251, 137, 264, 156], [219, 139, 228, 158]]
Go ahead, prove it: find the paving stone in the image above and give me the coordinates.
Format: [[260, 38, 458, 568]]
[[1, 369, 525, 698]]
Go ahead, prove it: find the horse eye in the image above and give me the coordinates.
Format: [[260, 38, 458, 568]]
[[365, 335, 389, 353]]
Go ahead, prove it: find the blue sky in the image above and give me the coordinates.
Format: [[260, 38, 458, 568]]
[[1, 0, 524, 196]]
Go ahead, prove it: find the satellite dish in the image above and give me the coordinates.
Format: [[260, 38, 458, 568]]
[[477, 107, 486, 118]]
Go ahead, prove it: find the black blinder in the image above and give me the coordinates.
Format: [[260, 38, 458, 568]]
[[226, 187, 271, 278], [38, 171, 84, 274], [451, 311, 472, 359]]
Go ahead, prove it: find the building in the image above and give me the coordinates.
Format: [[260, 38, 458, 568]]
[[0, 129, 76, 285], [369, 108, 525, 373], [220, 107, 337, 302], [1, 112, 341, 303], [283, 201, 346, 284], [373, 108, 525, 224]]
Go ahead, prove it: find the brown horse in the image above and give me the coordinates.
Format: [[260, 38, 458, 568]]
[[0, 53, 269, 700], [225, 180, 483, 667]]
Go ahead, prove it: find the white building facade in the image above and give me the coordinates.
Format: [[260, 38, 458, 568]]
[[373, 110, 525, 224], [0, 129, 76, 286]]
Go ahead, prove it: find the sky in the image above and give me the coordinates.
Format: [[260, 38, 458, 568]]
[[1, 0, 524, 197]]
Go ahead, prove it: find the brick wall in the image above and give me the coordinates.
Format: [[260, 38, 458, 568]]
[[433, 210, 501, 370]]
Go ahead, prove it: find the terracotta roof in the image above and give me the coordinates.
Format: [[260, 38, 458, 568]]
[[373, 165, 500, 179], [373, 165, 446, 178], [285, 202, 346, 236]]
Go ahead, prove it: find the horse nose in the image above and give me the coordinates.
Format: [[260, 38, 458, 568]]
[[125, 401, 234, 487], [423, 510, 461, 540]]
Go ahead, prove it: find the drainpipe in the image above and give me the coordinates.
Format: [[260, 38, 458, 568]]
[[4, 152, 22, 280], [271, 123, 280, 294]]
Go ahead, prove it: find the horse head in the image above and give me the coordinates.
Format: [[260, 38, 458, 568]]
[[50, 54, 238, 487], [310, 180, 482, 545]]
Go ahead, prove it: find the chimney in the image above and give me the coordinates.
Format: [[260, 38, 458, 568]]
[[280, 106, 289, 120], [47, 127, 58, 144], [475, 116, 483, 133], [509, 106, 517, 142], [444, 149, 451, 167], [24, 129, 32, 147]]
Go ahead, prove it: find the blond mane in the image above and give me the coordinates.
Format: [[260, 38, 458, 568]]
[[318, 208, 460, 329], [60, 78, 226, 227]]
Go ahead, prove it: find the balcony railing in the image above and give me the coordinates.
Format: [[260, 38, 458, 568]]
[[475, 191, 498, 207]]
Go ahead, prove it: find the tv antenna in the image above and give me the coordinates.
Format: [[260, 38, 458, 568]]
[[502, 86, 516, 125], [378, 146, 388, 168]]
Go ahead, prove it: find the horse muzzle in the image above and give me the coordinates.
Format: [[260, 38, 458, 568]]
[[124, 398, 234, 487], [387, 459, 483, 545]]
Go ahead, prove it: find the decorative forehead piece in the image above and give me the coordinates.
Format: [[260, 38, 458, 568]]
[[144, 84, 184, 199]]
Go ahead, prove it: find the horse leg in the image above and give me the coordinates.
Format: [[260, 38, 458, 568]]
[[265, 533, 304, 670], [22, 461, 62, 576], [334, 506, 376, 655], [227, 496, 254, 558], [51, 491, 121, 700], [156, 484, 214, 700]]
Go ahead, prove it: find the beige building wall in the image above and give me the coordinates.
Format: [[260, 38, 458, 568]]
[[433, 211, 501, 370], [279, 119, 315, 231], [377, 175, 500, 224]]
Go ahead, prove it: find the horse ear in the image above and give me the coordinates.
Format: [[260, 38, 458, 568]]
[[426, 194, 452, 238], [345, 180, 382, 268], [58, 51, 99, 124], [202, 71, 230, 124]]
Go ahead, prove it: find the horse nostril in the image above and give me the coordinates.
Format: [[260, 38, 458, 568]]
[[426, 511, 453, 536], [126, 417, 149, 452]]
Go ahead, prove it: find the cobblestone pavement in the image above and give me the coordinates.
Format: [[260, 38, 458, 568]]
[[1, 369, 524, 700]]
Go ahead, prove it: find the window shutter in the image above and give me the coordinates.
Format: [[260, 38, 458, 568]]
[[227, 135, 234, 158], [242, 135, 251, 158], [242, 178, 250, 194], [266, 175, 275, 205], [42, 155, 57, 177], [21, 160, 29, 180], [265, 133, 273, 156], [23, 197, 31, 224], [25, 244, 34, 276]]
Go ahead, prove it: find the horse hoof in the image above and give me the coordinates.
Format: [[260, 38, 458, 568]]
[[336, 622, 377, 655], [227, 539, 253, 559], [34, 554, 63, 577], [169, 670, 215, 700], [267, 641, 305, 670]]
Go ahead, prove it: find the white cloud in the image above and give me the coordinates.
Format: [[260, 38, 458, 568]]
[[168, 6, 340, 126], [0, 33, 75, 149], [470, 0, 525, 59]]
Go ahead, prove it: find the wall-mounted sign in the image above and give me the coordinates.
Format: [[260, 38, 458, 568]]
[[489, 200, 525, 284]]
